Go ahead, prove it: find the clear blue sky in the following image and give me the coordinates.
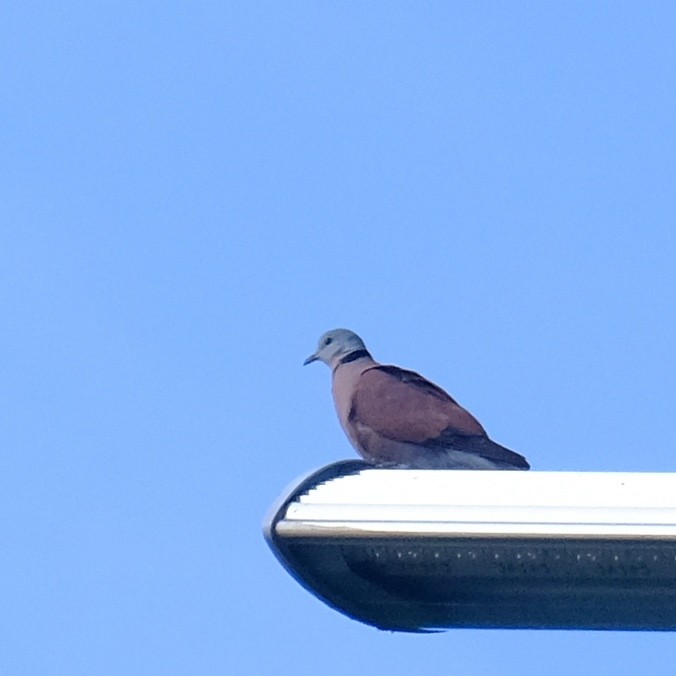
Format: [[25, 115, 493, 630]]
[[2, 2, 675, 674]]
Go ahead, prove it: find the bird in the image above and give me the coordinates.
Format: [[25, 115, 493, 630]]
[[304, 329, 529, 470]]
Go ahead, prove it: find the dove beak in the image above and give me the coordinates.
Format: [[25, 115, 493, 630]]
[[303, 353, 318, 366]]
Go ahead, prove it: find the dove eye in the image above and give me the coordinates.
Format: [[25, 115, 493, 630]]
[[324, 337, 333, 346]]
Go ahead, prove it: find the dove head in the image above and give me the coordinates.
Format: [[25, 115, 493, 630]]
[[304, 329, 371, 368]]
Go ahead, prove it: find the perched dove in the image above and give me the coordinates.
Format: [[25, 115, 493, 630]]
[[304, 329, 529, 470]]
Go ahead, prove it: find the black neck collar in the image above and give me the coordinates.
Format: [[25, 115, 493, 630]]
[[336, 349, 371, 366]]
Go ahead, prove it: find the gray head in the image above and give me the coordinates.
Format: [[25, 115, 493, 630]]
[[304, 329, 371, 368]]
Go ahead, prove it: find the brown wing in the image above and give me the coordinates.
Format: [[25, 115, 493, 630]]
[[349, 365, 486, 444]]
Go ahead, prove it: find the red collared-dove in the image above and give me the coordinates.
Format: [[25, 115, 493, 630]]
[[304, 329, 529, 470]]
